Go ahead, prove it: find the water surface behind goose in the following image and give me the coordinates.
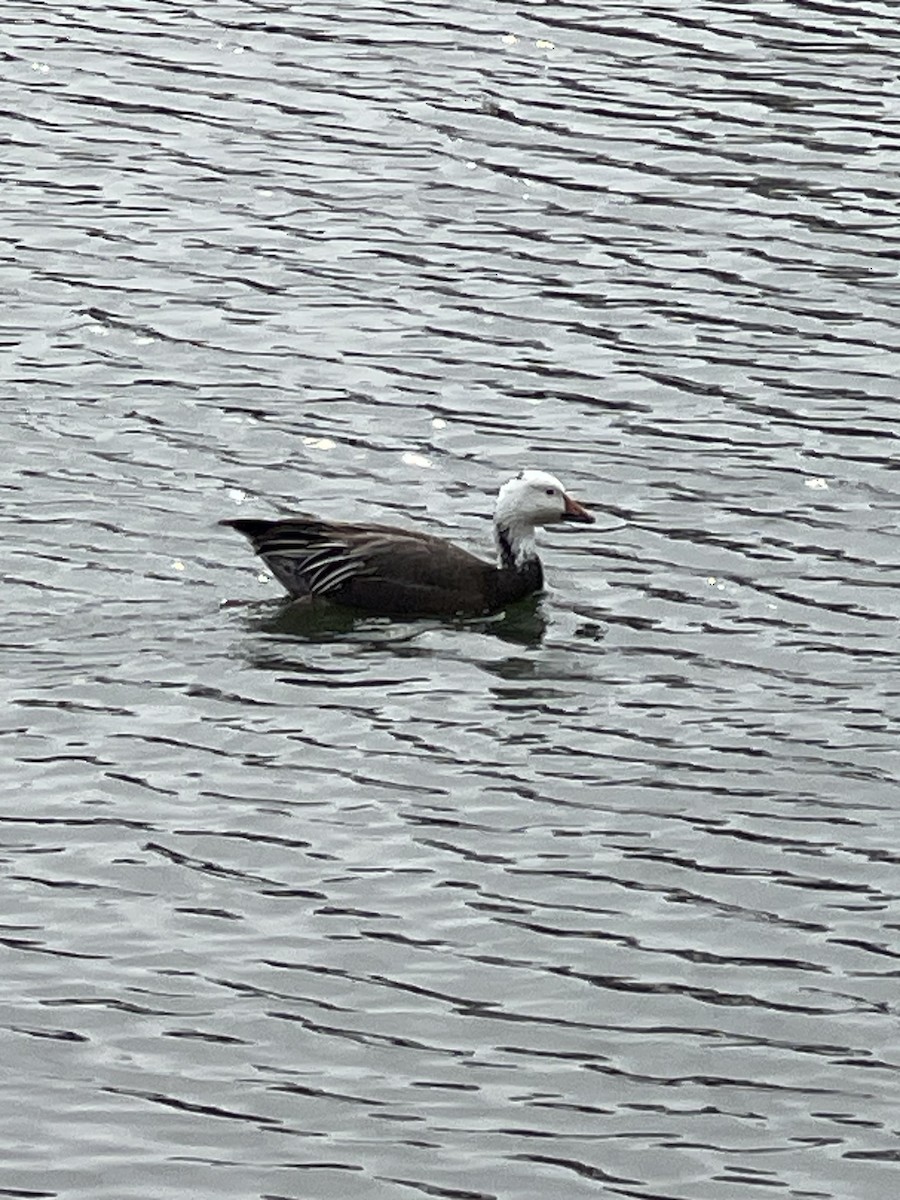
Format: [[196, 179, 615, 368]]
[[3, 3, 899, 1198]]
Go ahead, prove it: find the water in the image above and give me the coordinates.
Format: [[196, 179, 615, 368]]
[[3, 2, 899, 1198]]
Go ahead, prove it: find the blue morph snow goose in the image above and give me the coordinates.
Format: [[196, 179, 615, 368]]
[[222, 469, 594, 617]]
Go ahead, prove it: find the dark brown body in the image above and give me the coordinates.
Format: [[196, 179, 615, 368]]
[[222, 517, 544, 617]]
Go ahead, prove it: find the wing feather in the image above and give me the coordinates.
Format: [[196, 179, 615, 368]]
[[223, 516, 496, 610]]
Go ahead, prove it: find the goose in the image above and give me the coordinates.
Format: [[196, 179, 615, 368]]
[[221, 469, 594, 617]]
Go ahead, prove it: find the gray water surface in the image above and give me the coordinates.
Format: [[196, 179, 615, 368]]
[[3, 2, 899, 1198]]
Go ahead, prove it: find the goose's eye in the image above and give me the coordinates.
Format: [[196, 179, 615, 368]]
[[545, 487, 556, 496]]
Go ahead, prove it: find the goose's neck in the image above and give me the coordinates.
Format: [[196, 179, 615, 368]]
[[495, 517, 539, 572]]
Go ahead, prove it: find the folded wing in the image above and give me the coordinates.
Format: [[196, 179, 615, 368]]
[[222, 517, 495, 614]]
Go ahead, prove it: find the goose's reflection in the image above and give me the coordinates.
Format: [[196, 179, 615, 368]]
[[224, 592, 548, 651]]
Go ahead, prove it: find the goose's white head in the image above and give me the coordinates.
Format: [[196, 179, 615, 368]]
[[495, 470, 594, 530], [494, 469, 593, 566]]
